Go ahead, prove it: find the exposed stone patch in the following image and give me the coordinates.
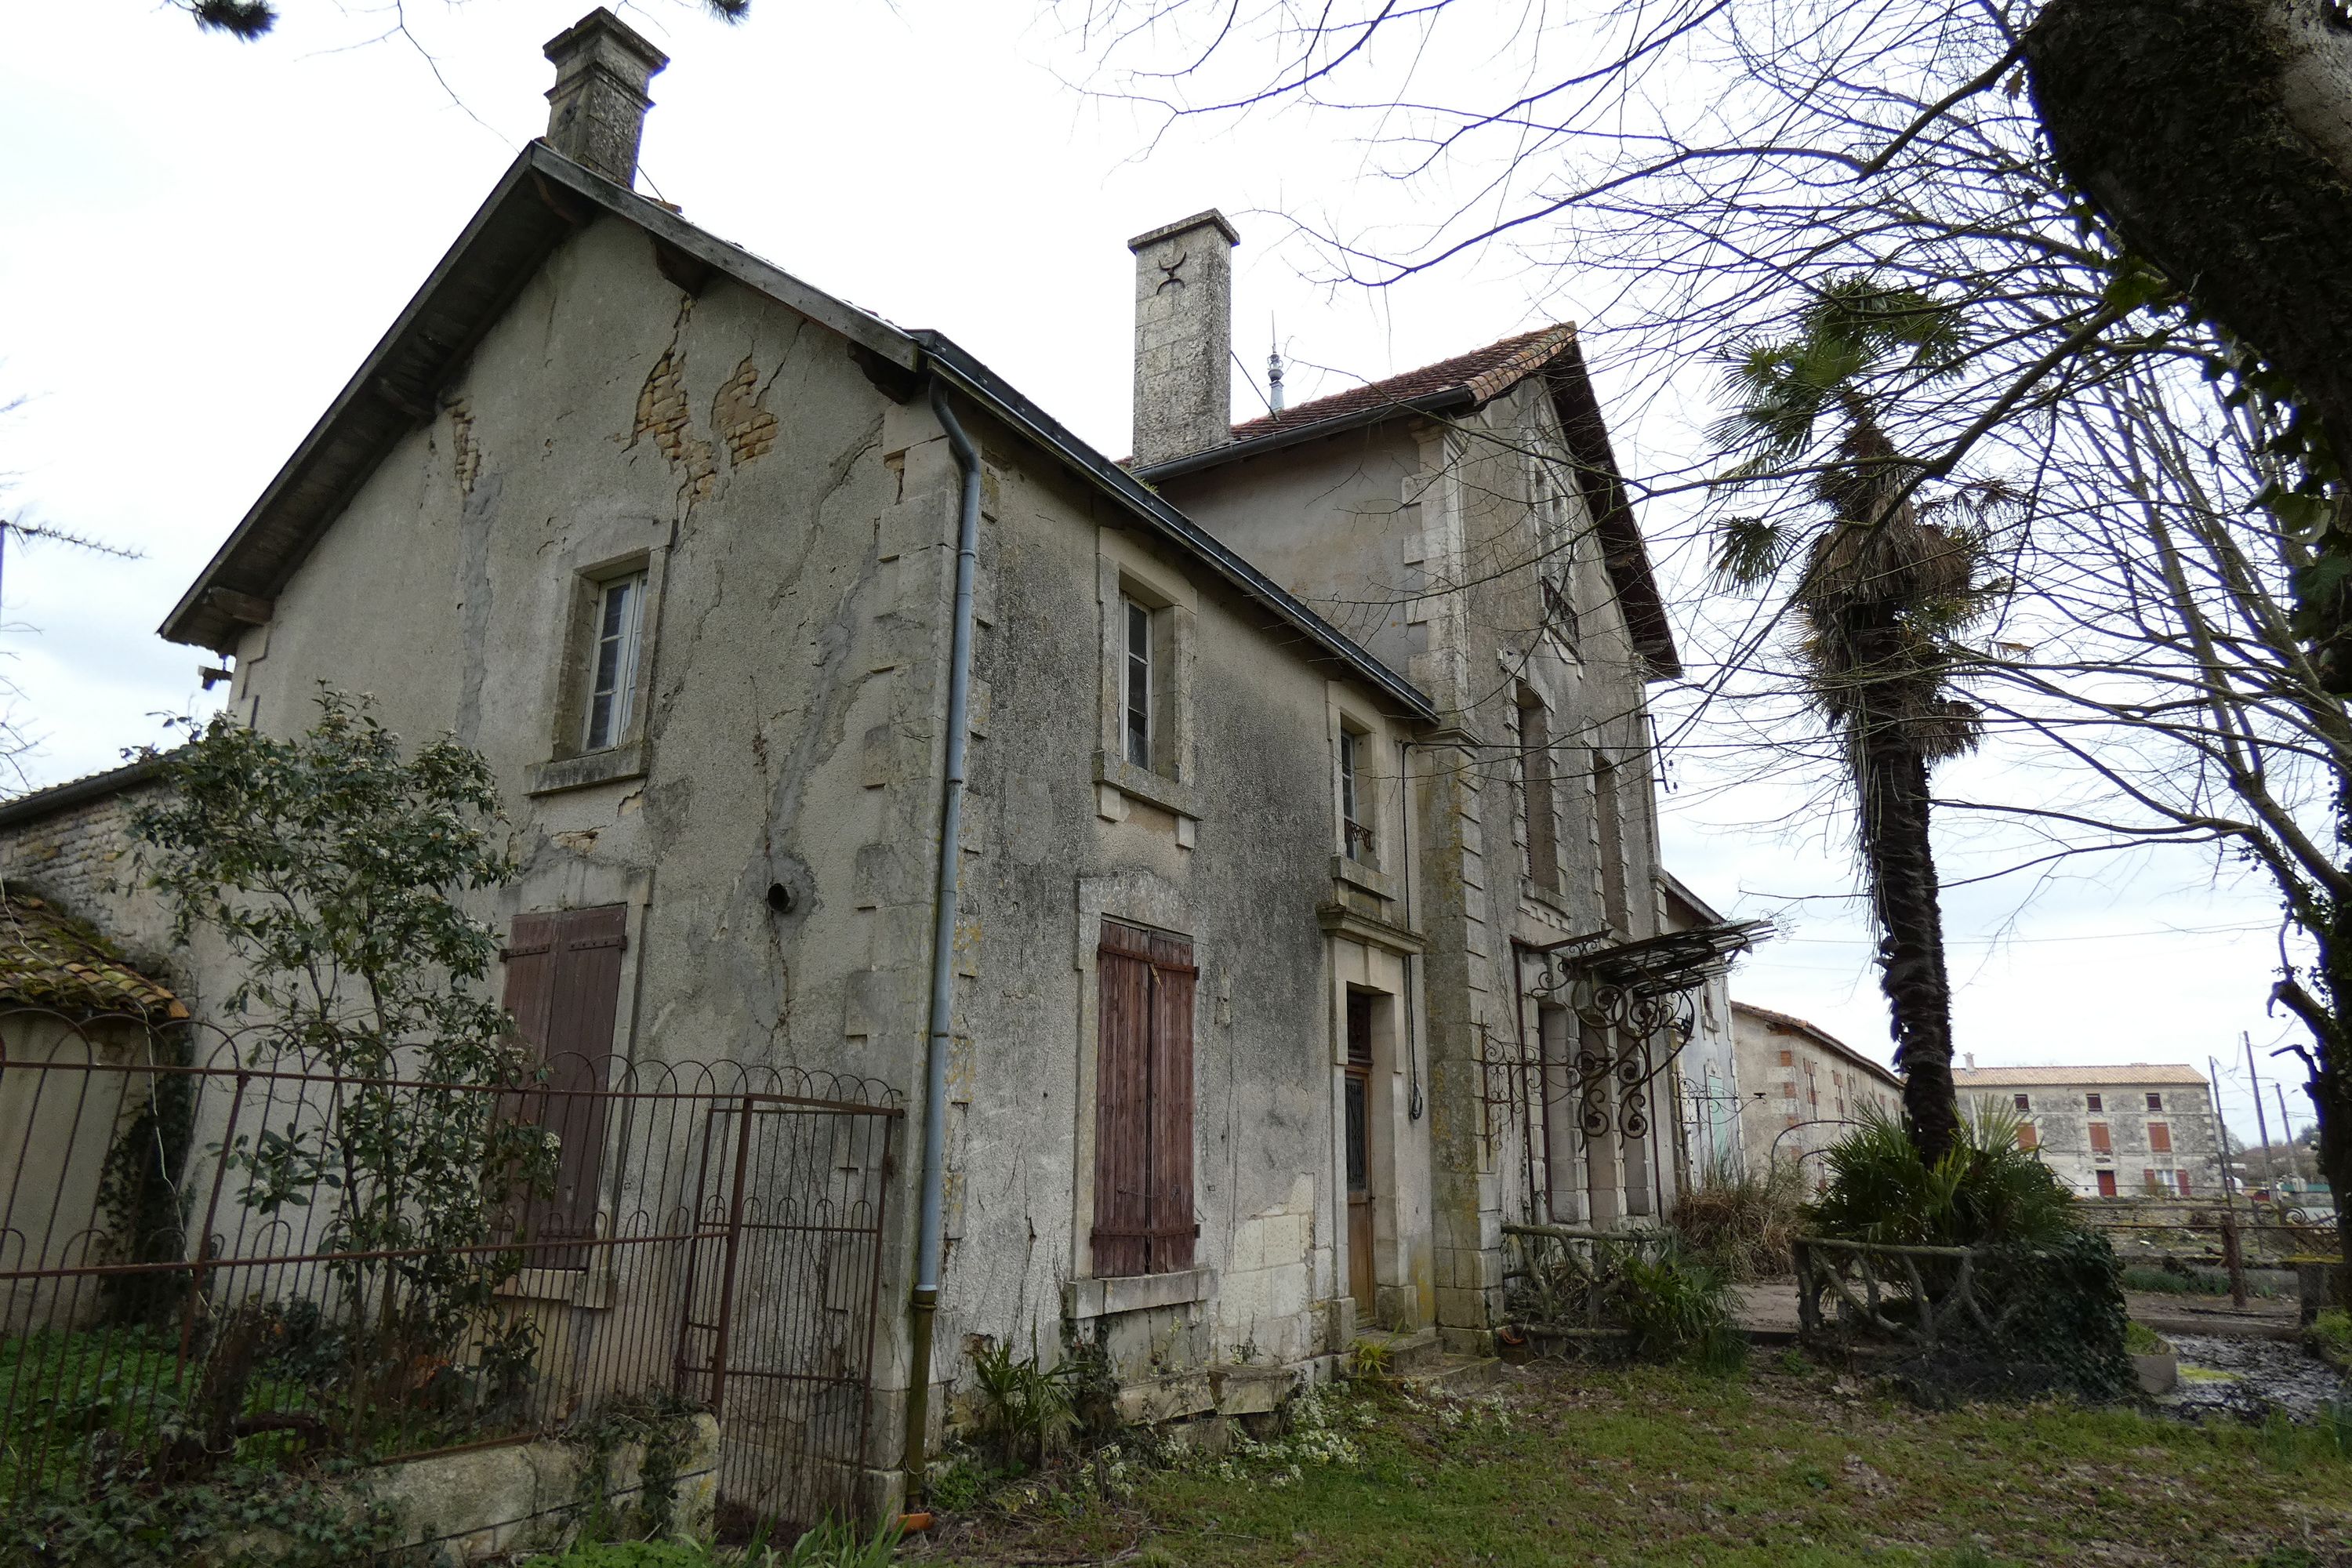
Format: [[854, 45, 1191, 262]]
[[626, 301, 716, 509], [712, 354, 780, 467], [446, 398, 482, 498]]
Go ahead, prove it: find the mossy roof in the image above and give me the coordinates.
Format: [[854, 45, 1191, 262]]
[[0, 894, 185, 1021]]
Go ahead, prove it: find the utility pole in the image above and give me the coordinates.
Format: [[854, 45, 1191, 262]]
[[2210, 1056, 2237, 1198], [2245, 1033, 2274, 1189], [2274, 1081, 2301, 1189], [2209, 1054, 2248, 1307]]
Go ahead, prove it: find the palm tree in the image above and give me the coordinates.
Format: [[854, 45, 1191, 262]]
[[1713, 278, 1998, 1164]]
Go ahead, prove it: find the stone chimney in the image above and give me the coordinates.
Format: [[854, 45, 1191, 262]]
[[543, 9, 669, 188], [1128, 210, 1240, 467]]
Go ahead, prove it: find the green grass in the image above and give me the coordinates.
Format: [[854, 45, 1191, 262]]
[[931, 1361, 2352, 1567], [2120, 1264, 2283, 1299]]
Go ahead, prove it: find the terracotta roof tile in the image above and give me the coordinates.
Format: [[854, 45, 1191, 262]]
[[1732, 1000, 1904, 1088], [1229, 325, 1577, 444], [0, 895, 184, 1021], [1954, 1064, 2210, 1087]]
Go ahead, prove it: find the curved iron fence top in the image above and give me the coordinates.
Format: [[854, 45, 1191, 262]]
[[0, 1008, 905, 1108]]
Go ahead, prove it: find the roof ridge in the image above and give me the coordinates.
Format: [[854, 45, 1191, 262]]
[[1228, 323, 1574, 442]]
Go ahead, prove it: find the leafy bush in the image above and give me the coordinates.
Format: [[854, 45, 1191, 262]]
[[2124, 1320, 2168, 1355], [776, 1517, 902, 1567], [134, 691, 556, 1439], [967, 1338, 1076, 1472], [1807, 1107, 2130, 1398], [1805, 1106, 2075, 1249], [1672, 1160, 1805, 1281], [1611, 1245, 1745, 1372]]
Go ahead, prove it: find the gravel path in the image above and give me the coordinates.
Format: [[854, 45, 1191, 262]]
[[2159, 1334, 2349, 1420]]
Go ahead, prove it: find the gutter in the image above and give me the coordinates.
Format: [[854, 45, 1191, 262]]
[[902, 378, 982, 1504]]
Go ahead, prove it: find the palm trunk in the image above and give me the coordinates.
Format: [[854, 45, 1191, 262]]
[[1856, 720, 1962, 1165]]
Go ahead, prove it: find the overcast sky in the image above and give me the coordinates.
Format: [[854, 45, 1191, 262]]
[[0, 0, 2308, 1145]]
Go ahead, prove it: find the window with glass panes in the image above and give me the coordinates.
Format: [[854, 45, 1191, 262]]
[[584, 572, 646, 751]]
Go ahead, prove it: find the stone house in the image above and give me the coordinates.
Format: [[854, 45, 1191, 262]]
[[1952, 1063, 2222, 1198], [1731, 1002, 1903, 1179], [0, 887, 185, 1332], [0, 8, 1744, 1511]]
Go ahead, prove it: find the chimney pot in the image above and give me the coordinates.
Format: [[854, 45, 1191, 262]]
[[1128, 210, 1240, 467], [543, 8, 670, 188]]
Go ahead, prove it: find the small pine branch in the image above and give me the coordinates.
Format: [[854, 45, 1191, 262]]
[[188, 0, 278, 38]]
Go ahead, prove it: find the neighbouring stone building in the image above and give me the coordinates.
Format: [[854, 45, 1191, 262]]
[[1661, 872, 1741, 1185], [1952, 1062, 2223, 1198], [1731, 1002, 1904, 1179], [0, 8, 1756, 1516]]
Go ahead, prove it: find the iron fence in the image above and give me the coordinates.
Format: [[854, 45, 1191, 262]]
[[0, 1007, 898, 1531]]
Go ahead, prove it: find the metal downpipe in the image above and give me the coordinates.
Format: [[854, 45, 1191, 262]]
[[903, 376, 982, 1504]]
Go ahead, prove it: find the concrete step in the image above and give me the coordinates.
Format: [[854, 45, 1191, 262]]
[[1348, 1327, 1442, 1376], [1395, 1352, 1504, 1397]]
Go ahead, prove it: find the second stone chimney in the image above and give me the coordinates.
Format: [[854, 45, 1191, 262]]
[[543, 8, 669, 188], [1128, 211, 1241, 467]]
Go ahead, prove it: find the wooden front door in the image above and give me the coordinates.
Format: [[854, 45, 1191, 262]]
[[1345, 992, 1375, 1313]]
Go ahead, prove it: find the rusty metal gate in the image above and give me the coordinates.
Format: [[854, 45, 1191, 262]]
[[676, 1087, 900, 1528]]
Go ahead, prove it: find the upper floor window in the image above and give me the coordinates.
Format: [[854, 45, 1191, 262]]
[[1519, 695, 1559, 892], [2146, 1092, 2163, 1111], [2014, 1093, 2031, 1112], [1122, 594, 1153, 769], [1339, 728, 1374, 862], [585, 572, 647, 752], [2086, 1092, 2103, 1113]]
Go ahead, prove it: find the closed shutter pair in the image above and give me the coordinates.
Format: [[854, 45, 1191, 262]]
[[1091, 919, 1197, 1277]]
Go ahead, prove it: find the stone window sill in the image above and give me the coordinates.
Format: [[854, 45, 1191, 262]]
[[1519, 877, 1580, 923], [1330, 855, 1396, 901], [528, 741, 646, 798], [1093, 751, 1200, 822], [495, 1265, 615, 1309], [1063, 1265, 1217, 1321]]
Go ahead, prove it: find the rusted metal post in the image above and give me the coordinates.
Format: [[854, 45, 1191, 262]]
[[177, 1069, 249, 1374], [706, 1093, 760, 1416], [2220, 1207, 2248, 1308]]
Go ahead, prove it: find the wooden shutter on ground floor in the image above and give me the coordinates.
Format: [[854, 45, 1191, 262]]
[[501, 904, 627, 1264], [1091, 919, 1196, 1277]]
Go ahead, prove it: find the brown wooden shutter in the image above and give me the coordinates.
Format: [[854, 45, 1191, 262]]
[[1091, 920, 1196, 1276], [2088, 1121, 2112, 1154], [502, 904, 627, 1265], [1147, 926, 1196, 1273], [2147, 1121, 2172, 1154]]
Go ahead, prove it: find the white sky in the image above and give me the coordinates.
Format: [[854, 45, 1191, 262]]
[[0, 0, 2309, 1145]]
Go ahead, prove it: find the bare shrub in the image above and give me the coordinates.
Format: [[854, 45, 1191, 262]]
[[1674, 1162, 1806, 1282]]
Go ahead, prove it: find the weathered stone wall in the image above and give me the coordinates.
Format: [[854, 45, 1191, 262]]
[[0, 768, 188, 1007], [1158, 374, 1687, 1348], [1733, 1006, 1903, 1179]]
